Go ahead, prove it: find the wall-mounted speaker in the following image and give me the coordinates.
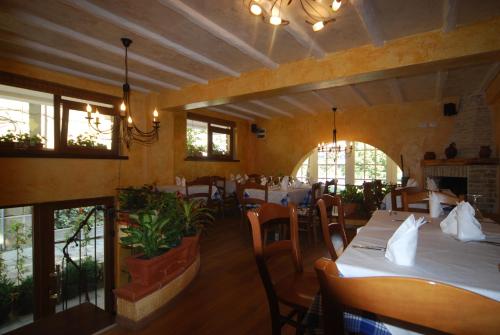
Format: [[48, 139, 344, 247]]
[[251, 123, 266, 138], [443, 103, 457, 116]]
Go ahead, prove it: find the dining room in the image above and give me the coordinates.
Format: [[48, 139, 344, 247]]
[[0, 0, 500, 334]]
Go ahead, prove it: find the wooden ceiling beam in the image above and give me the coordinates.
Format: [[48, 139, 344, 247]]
[[387, 78, 404, 103], [477, 62, 500, 93], [13, 11, 207, 85], [443, 0, 458, 33], [0, 34, 175, 90], [311, 91, 336, 108], [226, 104, 272, 119], [350, 0, 384, 47], [347, 85, 371, 107], [206, 107, 254, 121], [0, 53, 149, 93], [249, 100, 294, 118], [159, 17, 500, 111], [278, 96, 316, 115], [62, 0, 240, 77], [159, 0, 278, 69]]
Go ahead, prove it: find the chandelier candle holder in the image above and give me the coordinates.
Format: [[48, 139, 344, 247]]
[[317, 107, 352, 160], [247, 0, 342, 32], [85, 37, 160, 148]]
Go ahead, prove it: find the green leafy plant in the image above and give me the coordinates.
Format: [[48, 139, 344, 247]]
[[120, 211, 183, 259], [14, 275, 33, 315], [9, 220, 29, 285], [62, 258, 102, 300], [68, 134, 107, 149], [186, 127, 206, 157], [0, 277, 14, 324], [118, 185, 180, 220], [339, 184, 364, 204], [0, 131, 17, 143], [177, 199, 215, 236]]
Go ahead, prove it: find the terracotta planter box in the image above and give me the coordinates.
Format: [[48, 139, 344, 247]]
[[343, 203, 359, 217], [125, 235, 200, 287]]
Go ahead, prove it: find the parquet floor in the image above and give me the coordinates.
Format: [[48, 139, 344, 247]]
[[105, 214, 330, 335]]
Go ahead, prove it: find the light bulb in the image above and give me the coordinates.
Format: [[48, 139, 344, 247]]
[[153, 109, 159, 118], [332, 0, 342, 11], [95, 109, 100, 118], [86, 104, 92, 113], [120, 101, 126, 112], [270, 15, 282, 26], [250, 3, 262, 16], [312, 21, 324, 32], [128, 116, 133, 124]]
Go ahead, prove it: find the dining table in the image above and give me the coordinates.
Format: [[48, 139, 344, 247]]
[[156, 184, 220, 199], [305, 209, 500, 335], [244, 185, 312, 206]]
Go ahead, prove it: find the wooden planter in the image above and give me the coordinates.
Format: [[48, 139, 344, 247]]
[[343, 203, 359, 217]]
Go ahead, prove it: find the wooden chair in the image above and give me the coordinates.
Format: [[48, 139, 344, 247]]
[[402, 190, 429, 212], [185, 176, 213, 206], [317, 196, 348, 260], [390, 187, 418, 211], [248, 173, 263, 183], [236, 181, 268, 227], [314, 258, 500, 335], [212, 176, 226, 217], [247, 203, 318, 335], [297, 182, 323, 245], [323, 179, 337, 195]]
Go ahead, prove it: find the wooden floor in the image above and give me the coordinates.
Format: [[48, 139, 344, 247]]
[[105, 214, 331, 335]]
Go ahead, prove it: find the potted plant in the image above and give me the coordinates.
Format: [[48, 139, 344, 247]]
[[0, 131, 17, 149], [68, 134, 108, 151], [339, 184, 364, 217], [28, 134, 45, 149]]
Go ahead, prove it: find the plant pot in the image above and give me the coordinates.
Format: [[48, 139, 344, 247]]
[[0, 142, 16, 150], [424, 151, 436, 160], [29, 143, 44, 150], [125, 234, 200, 286], [445, 143, 457, 159], [479, 146, 492, 158], [343, 203, 358, 217]]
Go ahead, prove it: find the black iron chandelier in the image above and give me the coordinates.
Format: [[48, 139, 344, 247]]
[[247, 0, 343, 32], [85, 37, 160, 148], [317, 107, 352, 159]]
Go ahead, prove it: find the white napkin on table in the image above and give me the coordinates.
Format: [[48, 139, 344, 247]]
[[441, 201, 485, 241], [181, 177, 186, 187], [426, 177, 438, 191], [244, 174, 249, 181], [406, 178, 418, 188], [280, 176, 289, 191], [429, 191, 443, 218], [175, 176, 182, 186], [230, 174, 235, 181], [385, 215, 426, 266], [260, 176, 267, 186]]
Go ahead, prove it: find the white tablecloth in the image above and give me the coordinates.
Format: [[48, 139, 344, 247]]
[[157, 185, 219, 199], [337, 210, 500, 301], [244, 186, 311, 206]]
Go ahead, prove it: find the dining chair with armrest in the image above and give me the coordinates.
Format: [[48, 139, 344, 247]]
[[211, 175, 226, 217], [402, 190, 429, 212], [297, 182, 323, 245], [323, 179, 337, 195], [236, 181, 268, 228], [248, 203, 318, 335], [315, 257, 500, 335], [317, 196, 348, 260]]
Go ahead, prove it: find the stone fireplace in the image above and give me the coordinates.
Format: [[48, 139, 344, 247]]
[[422, 94, 498, 214]]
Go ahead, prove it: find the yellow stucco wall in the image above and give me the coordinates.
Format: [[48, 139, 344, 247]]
[[253, 101, 455, 185], [172, 109, 254, 180]]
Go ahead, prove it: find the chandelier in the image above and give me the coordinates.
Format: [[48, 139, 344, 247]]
[[247, 0, 343, 32], [317, 107, 352, 159], [85, 37, 160, 148]]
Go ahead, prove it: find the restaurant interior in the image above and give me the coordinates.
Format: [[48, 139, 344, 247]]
[[0, 0, 499, 334]]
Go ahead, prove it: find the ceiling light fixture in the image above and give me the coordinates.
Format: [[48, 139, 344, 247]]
[[247, 0, 342, 32], [317, 107, 352, 160]]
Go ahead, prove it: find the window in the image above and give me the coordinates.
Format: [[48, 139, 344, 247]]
[[186, 113, 235, 161], [295, 141, 401, 188], [0, 72, 121, 158], [296, 158, 309, 182]]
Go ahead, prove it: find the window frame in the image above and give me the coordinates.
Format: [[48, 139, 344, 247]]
[[0, 71, 124, 160], [185, 112, 237, 162]]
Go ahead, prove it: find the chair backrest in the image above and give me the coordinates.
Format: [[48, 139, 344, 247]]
[[323, 179, 337, 195], [391, 187, 417, 211], [402, 190, 429, 212], [248, 173, 262, 183], [307, 182, 323, 210], [317, 196, 347, 260], [236, 181, 269, 206], [315, 258, 500, 335], [185, 176, 213, 203], [212, 176, 226, 199], [247, 203, 303, 318]]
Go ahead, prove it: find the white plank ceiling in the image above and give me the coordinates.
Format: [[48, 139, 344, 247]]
[[0, 0, 499, 120]]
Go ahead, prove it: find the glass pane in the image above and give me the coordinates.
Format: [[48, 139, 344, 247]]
[[186, 119, 208, 157], [0, 206, 34, 333], [336, 164, 346, 178], [355, 165, 365, 179], [317, 151, 326, 162], [354, 179, 364, 186], [0, 84, 54, 149], [354, 150, 364, 162], [354, 142, 364, 150], [376, 170, 387, 180], [376, 152, 387, 166], [67, 108, 113, 149], [365, 150, 377, 165], [54, 206, 105, 312], [366, 165, 377, 179], [326, 164, 335, 178], [212, 132, 230, 156]]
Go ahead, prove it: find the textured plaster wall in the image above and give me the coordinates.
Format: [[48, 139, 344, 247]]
[[0, 59, 154, 206], [172, 109, 254, 180], [253, 101, 455, 185]]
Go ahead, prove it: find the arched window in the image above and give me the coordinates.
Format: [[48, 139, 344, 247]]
[[294, 141, 402, 189]]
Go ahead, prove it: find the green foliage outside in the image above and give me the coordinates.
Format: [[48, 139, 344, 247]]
[[9, 221, 29, 285], [0, 131, 45, 146], [186, 127, 206, 156], [62, 257, 102, 301]]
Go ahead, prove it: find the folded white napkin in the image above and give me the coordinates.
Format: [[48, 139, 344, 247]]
[[181, 177, 186, 187], [385, 215, 426, 266], [406, 178, 418, 188], [426, 177, 438, 191], [260, 176, 267, 186], [175, 176, 182, 186], [244, 174, 249, 181], [230, 174, 235, 181], [429, 191, 443, 218], [280, 176, 289, 191], [441, 201, 485, 241]]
